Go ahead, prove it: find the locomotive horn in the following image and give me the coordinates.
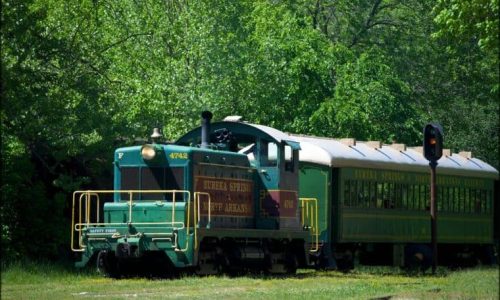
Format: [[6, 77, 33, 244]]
[[201, 111, 213, 149]]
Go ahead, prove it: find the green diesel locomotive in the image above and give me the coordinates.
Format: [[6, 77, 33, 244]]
[[72, 112, 316, 277]]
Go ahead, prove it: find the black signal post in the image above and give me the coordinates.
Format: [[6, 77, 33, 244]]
[[423, 123, 443, 274]]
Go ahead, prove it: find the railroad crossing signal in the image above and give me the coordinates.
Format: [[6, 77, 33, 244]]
[[423, 124, 443, 162]]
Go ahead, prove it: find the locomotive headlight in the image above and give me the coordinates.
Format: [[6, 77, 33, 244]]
[[141, 144, 157, 160]]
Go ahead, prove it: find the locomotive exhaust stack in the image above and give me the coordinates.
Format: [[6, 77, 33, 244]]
[[201, 111, 213, 149]]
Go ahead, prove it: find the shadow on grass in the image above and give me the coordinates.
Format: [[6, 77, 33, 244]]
[[173, 265, 451, 281], [5, 259, 496, 282]]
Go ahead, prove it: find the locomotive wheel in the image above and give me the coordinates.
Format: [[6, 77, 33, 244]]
[[195, 249, 222, 276], [284, 253, 298, 275], [478, 245, 496, 265], [97, 250, 119, 278], [336, 251, 354, 272]]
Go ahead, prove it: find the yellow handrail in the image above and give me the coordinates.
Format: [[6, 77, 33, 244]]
[[192, 192, 212, 251], [73, 192, 101, 249], [71, 190, 191, 252], [299, 198, 319, 253], [178, 191, 192, 252]]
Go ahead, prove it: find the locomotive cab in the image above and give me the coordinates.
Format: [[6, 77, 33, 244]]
[[176, 115, 303, 230], [172, 114, 317, 274]]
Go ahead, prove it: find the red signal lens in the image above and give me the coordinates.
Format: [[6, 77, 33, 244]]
[[429, 138, 436, 145]]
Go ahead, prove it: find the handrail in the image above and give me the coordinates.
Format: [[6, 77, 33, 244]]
[[71, 190, 190, 252], [299, 198, 319, 253], [178, 191, 192, 252], [73, 192, 102, 250], [192, 192, 212, 251]]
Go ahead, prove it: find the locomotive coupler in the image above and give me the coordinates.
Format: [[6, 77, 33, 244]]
[[116, 237, 141, 258]]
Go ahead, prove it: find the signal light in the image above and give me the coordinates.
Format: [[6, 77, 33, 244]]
[[423, 123, 443, 162]]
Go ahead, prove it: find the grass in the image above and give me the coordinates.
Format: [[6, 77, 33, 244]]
[[1, 262, 499, 299]]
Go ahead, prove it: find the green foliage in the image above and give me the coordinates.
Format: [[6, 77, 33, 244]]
[[311, 49, 419, 143], [429, 0, 499, 167], [1, 0, 498, 262], [241, 1, 337, 132], [1, 133, 32, 260], [433, 0, 499, 54]]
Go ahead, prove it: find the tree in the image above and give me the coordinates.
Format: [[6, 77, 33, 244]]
[[310, 49, 420, 143], [433, 0, 499, 54], [430, 0, 499, 168], [1, 0, 124, 260]]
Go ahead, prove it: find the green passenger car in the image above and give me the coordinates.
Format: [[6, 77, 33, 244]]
[[296, 136, 498, 269]]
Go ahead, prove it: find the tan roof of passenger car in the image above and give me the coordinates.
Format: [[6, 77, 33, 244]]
[[243, 123, 498, 179], [292, 135, 499, 179]]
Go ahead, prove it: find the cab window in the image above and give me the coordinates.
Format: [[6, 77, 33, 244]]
[[260, 141, 278, 167], [284, 145, 295, 172]]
